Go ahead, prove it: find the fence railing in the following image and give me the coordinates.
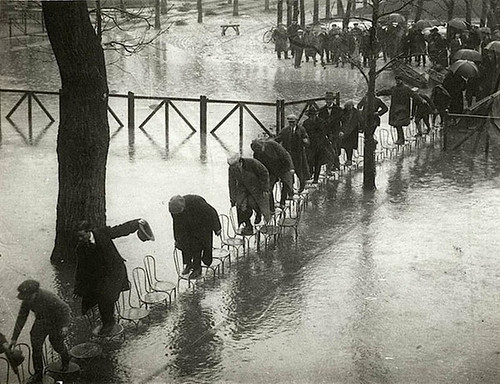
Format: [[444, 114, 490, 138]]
[[0, 88, 341, 152]]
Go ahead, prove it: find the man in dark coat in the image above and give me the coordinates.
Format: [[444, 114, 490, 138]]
[[357, 93, 388, 138], [411, 89, 435, 135], [303, 107, 329, 183], [272, 23, 289, 59], [75, 218, 148, 335], [11, 280, 71, 384], [290, 29, 306, 68], [317, 91, 344, 171], [431, 84, 451, 127], [427, 28, 448, 67], [275, 113, 310, 193], [169, 195, 221, 280], [228, 153, 271, 235], [251, 138, 295, 209], [377, 75, 423, 144], [442, 71, 466, 114], [340, 100, 363, 166], [410, 28, 427, 66]]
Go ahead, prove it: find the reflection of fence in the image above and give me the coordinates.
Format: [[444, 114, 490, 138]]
[[0, 88, 341, 150]]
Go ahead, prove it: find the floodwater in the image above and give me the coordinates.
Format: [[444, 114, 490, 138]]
[[2, 14, 500, 384]]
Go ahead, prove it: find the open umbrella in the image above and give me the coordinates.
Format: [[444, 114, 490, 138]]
[[381, 13, 406, 25], [485, 40, 500, 53], [450, 60, 479, 78], [453, 49, 482, 63], [448, 18, 467, 30], [414, 19, 433, 30]]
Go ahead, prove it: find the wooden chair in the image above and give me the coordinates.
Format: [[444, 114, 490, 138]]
[[279, 198, 303, 239], [379, 128, 399, 157], [255, 209, 284, 251], [115, 284, 151, 330], [132, 267, 169, 309], [173, 247, 203, 288], [42, 339, 80, 382], [143, 255, 177, 305], [12, 342, 33, 383], [212, 245, 231, 273], [229, 206, 256, 249]]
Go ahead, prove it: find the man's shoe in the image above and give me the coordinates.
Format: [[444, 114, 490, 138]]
[[254, 214, 262, 224], [189, 268, 202, 279], [182, 265, 192, 275], [345, 160, 352, 166]]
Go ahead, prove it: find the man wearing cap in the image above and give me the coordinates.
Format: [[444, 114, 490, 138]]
[[275, 113, 310, 193], [169, 195, 222, 279], [75, 218, 151, 335], [11, 280, 71, 384], [377, 76, 422, 145], [251, 138, 295, 209], [318, 92, 344, 171], [227, 153, 271, 235]]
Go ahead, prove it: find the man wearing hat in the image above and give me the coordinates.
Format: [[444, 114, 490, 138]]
[[251, 138, 295, 210], [227, 153, 271, 235], [318, 91, 344, 171], [275, 113, 310, 194], [290, 29, 306, 68], [303, 107, 329, 183], [377, 76, 423, 145], [74, 218, 153, 336], [11, 280, 71, 384], [169, 195, 221, 279]]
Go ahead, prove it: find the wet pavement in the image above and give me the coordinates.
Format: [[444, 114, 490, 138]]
[[2, 9, 500, 384]]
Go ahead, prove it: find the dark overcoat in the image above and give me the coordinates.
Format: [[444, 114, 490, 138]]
[[172, 195, 221, 267], [229, 158, 271, 222], [378, 84, 422, 127], [275, 124, 311, 183], [442, 71, 466, 114], [340, 108, 362, 150], [75, 219, 141, 314], [303, 116, 330, 166], [251, 139, 294, 193], [357, 96, 388, 131]]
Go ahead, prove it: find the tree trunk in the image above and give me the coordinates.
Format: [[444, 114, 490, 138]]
[[343, 0, 353, 30], [481, 0, 488, 27], [198, 0, 203, 22], [363, 0, 379, 191], [96, 0, 102, 42], [42, 1, 109, 264], [299, 0, 305, 26], [287, 0, 292, 26], [278, 0, 283, 24], [489, 0, 500, 28], [446, 0, 455, 21], [293, 0, 299, 22], [313, 0, 319, 24], [464, 0, 471, 25], [265, 0, 270, 12], [233, 0, 239, 16], [414, 0, 424, 22], [155, 0, 160, 29], [326, 0, 331, 19], [337, 0, 344, 16]]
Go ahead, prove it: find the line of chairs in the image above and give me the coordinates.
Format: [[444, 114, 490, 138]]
[[3, 124, 440, 384]]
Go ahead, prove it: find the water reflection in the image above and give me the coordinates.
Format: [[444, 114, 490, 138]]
[[168, 292, 222, 380]]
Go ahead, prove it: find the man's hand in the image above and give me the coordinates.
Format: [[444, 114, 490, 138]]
[[9, 339, 17, 348], [61, 327, 69, 337], [215, 229, 222, 236]]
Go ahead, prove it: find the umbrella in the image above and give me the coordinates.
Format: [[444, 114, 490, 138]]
[[414, 19, 433, 30], [453, 49, 482, 63], [448, 18, 467, 30], [381, 13, 406, 25], [450, 60, 479, 78], [485, 40, 500, 53]]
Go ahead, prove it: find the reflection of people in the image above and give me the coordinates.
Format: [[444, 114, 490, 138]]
[[75, 218, 149, 335], [169, 195, 221, 279], [377, 75, 422, 145], [251, 138, 295, 210], [228, 153, 271, 235], [11, 280, 70, 384], [275, 114, 310, 193]]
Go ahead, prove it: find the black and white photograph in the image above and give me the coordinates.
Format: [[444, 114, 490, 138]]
[[1, 0, 500, 383]]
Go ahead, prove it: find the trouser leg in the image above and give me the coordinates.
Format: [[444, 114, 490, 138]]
[[48, 328, 70, 366], [423, 115, 431, 131], [237, 205, 253, 227], [98, 299, 116, 328], [395, 126, 405, 142], [345, 147, 353, 161], [30, 321, 49, 376]]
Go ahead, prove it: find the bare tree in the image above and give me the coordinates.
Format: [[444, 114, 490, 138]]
[[443, 0, 455, 20], [313, 0, 319, 23], [414, 0, 424, 22], [337, 0, 345, 16], [481, 0, 488, 26], [42, 0, 109, 264], [464, 0, 471, 25]]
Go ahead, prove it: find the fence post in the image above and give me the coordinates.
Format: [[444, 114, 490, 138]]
[[164, 99, 169, 152], [336, 91, 340, 106], [280, 99, 285, 132], [275, 99, 281, 135], [128, 91, 135, 147], [200, 95, 207, 159], [28, 92, 33, 144], [239, 103, 244, 153]]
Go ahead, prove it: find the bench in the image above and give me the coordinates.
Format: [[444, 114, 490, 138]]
[[221, 24, 240, 36]]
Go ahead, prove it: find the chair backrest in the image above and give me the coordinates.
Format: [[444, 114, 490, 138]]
[[13, 342, 33, 382], [42, 337, 56, 367], [379, 128, 393, 148], [228, 206, 241, 234], [219, 213, 234, 239], [132, 267, 150, 299], [0, 356, 10, 384], [172, 248, 183, 277], [116, 281, 141, 314], [143, 254, 158, 286]]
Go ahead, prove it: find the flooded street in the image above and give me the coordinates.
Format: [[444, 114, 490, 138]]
[[1, 10, 500, 384]]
